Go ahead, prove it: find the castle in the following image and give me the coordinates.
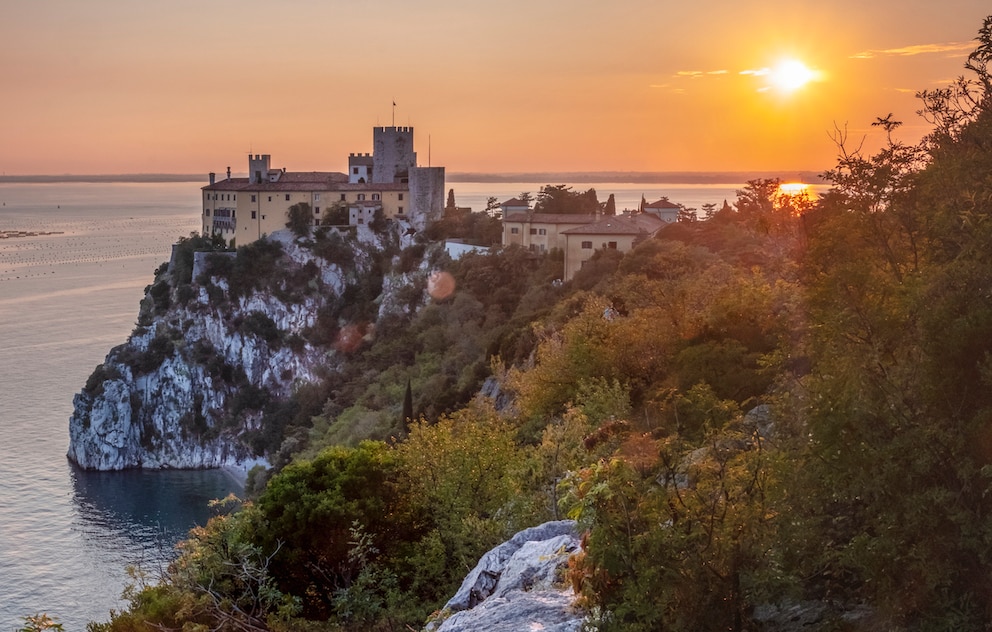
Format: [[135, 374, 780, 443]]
[[201, 126, 445, 245]]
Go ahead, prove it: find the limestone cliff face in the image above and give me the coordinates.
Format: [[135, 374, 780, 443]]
[[68, 226, 433, 470]]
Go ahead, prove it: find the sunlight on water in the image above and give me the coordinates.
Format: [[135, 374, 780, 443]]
[[0, 182, 242, 630]]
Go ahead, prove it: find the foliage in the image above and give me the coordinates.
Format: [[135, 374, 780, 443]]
[[252, 441, 408, 620], [286, 202, 314, 237], [564, 425, 788, 631], [423, 205, 502, 246], [534, 184, 600, 215], [19, 614, 64, 632], [395, 401, 528, 591]]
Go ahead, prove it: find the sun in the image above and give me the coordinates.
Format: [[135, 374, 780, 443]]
[[769, 59, 816, 92]]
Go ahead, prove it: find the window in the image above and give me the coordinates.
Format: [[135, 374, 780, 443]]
[[314, 207, 320, 214], [398, 193, 404, 201], [398, 206, 403, 214], [251, 211, 257, 219], [314, 219, 320, 226], [372, 193, 380, 201], [340, 194, 346, 201], [262, 215, 266, 220], [529, 228, 537, 235], [233, 194, 236, 201], [251, 194, 256, 202], [205, 209, 211, 216], [357, 194, 366, 201], [608, 241, 618, 249], [353, 167, 359, 174], [511, 227, 520, 234], [581, 241, 593, 249], [268, 196, 272, 202], [314, 193, 320, 201], [538, 228, 547, 235], [213, 194, 217, 200], [285, 194, 290, 201]]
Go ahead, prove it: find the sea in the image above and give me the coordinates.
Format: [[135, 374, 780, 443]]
[[0, 179, 752, 630]]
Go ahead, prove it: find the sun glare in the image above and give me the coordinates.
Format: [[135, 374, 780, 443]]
[[778, 182, 810, 195], [770, 59, 816, 92]]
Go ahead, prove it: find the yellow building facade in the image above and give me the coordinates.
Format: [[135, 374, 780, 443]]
[[201, 127, 444, 245]]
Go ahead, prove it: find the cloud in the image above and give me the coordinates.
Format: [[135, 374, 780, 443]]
[[676, 69, 729, 78], [851, 41, 974, 59], [740, 68, 770, 77]]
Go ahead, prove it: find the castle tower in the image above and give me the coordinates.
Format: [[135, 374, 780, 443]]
[[372, 126, 416, 184], [248, 154, 271, 184], [348, 153, 374, 184]]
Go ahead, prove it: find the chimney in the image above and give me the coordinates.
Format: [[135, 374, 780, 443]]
[[226, 166, 231, 180], [209, 172, 215, 185]]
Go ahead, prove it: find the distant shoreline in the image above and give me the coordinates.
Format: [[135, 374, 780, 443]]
[[0, 171, 826, 185], [0, 174, 206, 184]]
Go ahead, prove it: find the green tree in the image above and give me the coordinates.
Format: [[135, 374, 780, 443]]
[[534, 184, 600, 214], [446, 188, 456, 210], [396, 401, 528, 597], [253, 441, 409, 620], [286, 201, 314, 237]]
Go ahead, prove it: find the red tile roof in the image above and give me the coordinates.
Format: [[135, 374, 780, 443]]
[[644, 198, 680, 209], [503, 212, 598, 224], [202, 171, 412, 193], [561, 213, 665, 236]]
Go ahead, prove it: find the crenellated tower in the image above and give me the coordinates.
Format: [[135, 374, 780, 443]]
[[372, 126, 416, 184]]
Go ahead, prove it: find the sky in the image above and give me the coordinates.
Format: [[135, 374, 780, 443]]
[[0, 0, 989, 176]]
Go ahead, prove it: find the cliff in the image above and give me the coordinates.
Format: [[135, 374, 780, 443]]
[[68, 223, 437, 471]]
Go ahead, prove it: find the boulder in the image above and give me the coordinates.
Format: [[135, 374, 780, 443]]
[[427, 520, 584, 632]]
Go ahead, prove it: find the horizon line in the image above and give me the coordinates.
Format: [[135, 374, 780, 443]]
[[0, 169, 826, 185]]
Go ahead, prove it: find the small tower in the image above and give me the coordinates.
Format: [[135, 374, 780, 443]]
[[248, 154, 271, 184], [348, 153, 374, 184]]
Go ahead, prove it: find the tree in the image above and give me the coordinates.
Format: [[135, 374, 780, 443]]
[[604, 193, 617, 216], [401, 378, 413, 432], [518, 191, 533, 206], [677, 205, 698, 222], [485, 195, 501, 218], [286, 201, 314, 237], [702, 202, 718, 219], [446, 188, 456, 210], [534, 184, 600, 215]]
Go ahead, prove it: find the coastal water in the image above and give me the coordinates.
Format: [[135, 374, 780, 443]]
[[0, 179, 751, 630], [0, 182, 242, 630]]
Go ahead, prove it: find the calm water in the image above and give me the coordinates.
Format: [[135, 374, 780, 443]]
[[0, 179, 762, 630], [0, 182, 242, 630]]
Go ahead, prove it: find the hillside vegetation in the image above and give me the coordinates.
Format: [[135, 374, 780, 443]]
[[83, 17, 992, 632]]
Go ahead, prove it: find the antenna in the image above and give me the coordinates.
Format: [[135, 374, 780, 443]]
[[429, 134, 431, 167], [392, 100, 396, 127]]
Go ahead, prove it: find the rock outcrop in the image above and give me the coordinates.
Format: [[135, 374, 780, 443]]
[[68, 226, 433, 470], [426, 520, 585, 632]]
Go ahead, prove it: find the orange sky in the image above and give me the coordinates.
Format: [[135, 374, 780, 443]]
[[0, 1, 989, 176]]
